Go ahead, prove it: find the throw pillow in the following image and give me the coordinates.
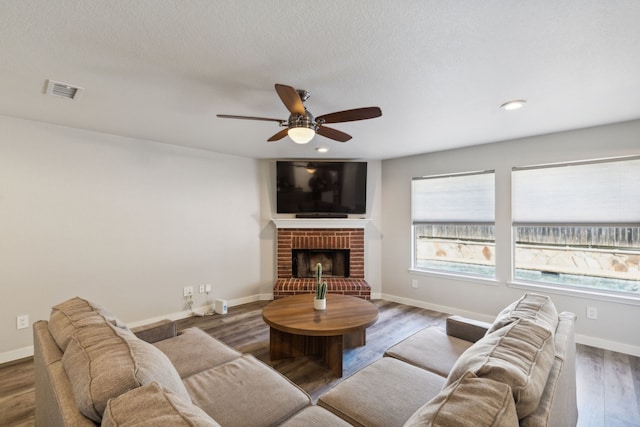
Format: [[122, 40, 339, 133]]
[[487, 293, 558, 335], [446, 318, 555, 419], [62, 322, 189, 422], [49, 297, 127, 351], [102, 382, 219, 427], [404, 371, 518, 426]]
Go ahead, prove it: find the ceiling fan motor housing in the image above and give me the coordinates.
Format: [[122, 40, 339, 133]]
[[288, 109, 316, 131]]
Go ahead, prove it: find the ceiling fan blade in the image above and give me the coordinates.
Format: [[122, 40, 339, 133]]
[[316, 126, 352, 142], [275, 84, 305, 115], [316, 107, 382, 124], [267, 128, 290, 142], [217, 114, 285, 123]]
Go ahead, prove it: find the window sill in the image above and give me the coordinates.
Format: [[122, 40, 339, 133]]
[[508, 280, 640, 306], [408, 268, 500, 287]]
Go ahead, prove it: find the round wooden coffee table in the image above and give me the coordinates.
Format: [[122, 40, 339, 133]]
[[262, 293, 378, 377]]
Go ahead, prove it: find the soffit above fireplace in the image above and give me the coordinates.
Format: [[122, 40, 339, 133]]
[[271, 218, 370, 229]]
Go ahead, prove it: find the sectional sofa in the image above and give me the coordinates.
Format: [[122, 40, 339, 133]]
[[33, 297, 348, 426], [318, 293, 578, 426], [33, 293, 577, 426]]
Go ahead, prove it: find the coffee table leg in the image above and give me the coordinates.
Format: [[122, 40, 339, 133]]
[[323, 335, 343, 377], [269, 328, 307, 360], [269, 328, 345, 377], [343, 330, 366, 348]]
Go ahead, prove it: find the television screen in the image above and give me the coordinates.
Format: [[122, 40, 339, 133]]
[[276, 161, 367, 215]]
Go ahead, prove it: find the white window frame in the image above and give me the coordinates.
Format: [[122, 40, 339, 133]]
[[411, 170, 496, 280], [510, 156, 640, 302]]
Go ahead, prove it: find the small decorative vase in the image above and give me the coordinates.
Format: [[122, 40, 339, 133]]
[[314, 298, 326, 311]]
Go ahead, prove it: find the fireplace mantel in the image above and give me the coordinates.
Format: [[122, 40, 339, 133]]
[[271, 218, 370, 229]]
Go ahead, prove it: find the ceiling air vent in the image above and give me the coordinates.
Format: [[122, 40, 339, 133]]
[[45, 80, 84, 100]]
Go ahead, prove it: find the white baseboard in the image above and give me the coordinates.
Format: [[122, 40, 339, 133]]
[[126, 309, 193, 328], [380, 293, 495, 323], [0, 346, 34, 364], [5, 293, 638, 364], [575, 334, 640, 357], [127, 294, 269, 328]]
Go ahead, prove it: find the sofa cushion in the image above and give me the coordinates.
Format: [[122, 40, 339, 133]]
[[49, 297, 127, 351], [184, 354, 311, 427], [279, 406, 353, 427], [446, 318, 555, 419], [62, 322, 189, 422], [385, 326, 473, 377], [487, 293, 558, 335], [404, 371, 519, 427], [318, 357, 445, 427], [521, 312, 578, 427], [101, 382, 220, 427], [154, 327, 242, 379]]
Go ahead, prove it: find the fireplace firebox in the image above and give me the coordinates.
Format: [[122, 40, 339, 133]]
[[292, 249, 350, 278]]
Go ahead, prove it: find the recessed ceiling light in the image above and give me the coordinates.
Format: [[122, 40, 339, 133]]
[[501, 100, 526, 110], [315, 147, 329, 153]]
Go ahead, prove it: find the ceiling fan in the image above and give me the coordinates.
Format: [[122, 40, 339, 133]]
[[217, 84, 382, 144]]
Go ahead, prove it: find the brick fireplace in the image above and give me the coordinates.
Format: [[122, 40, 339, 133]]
[[273, 220, 371, 300]]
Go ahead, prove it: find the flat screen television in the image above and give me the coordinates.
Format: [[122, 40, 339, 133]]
[[276, 161, 367, 215]]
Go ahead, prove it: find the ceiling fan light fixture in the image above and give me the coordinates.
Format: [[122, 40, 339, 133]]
[[501, 99, 527, 110], [305, 162, 317, 173], [288, 127, 315, 144], [217, 84, 382, 144]]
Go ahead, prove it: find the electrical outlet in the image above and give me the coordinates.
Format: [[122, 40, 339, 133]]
[[205, 284, 212, 293], [411, 279, 418, 289], [183, 286, 193, 297], [16, 315, 29, 330], [586, 306, 598, 320], [199, 284, 205, 294]]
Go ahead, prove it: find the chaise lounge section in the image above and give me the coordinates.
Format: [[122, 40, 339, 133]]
[[317, 293, 578, 426]]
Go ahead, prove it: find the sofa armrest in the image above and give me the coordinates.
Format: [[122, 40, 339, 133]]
[[446, 315, 491, 343], [33, 321, 95, 427], [131, 319, 177, 343]]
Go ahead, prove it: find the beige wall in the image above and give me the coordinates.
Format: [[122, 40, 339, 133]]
[[381, 119, 640, 356], [3, 112, 637, 361], [0, 116, 262, 361]]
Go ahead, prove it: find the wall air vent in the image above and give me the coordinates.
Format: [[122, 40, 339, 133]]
[[45, 80, 84, 100]]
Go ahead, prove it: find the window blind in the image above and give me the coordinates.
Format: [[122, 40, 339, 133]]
[[512, 156, 640, 224], [412, 171, 495, 223]]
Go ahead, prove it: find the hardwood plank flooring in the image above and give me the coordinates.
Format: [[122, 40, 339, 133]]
[[0, 358, 35, 427], [1, 299, 639, 426], [576, 345, 606, 425]]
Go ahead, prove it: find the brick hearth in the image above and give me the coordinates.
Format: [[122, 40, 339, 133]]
[[274, 228, 371, 300]]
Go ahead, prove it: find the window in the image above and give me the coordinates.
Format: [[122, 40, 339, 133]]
[[412, 170, 495, 278], [512, 157, 640, 296]]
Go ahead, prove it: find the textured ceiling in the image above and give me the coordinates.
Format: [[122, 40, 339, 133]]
[[1, 1, 639, 160]]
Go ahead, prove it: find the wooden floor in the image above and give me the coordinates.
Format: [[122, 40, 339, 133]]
[[1, 299, 639, 426]]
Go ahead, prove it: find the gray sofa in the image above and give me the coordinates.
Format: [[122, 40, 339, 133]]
[[33, 297, 350, 426], [318, 293, 578, 426]]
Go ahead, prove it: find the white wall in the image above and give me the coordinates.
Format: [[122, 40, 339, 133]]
[[258, 159, 383, 297], [0, 116, 262, 361], [381, 119, 640, 356]]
